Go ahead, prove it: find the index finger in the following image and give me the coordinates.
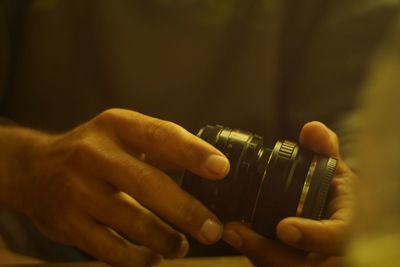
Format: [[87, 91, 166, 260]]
[[97, 109, 230, 179]]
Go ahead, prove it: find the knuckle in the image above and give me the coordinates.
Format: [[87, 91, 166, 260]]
[[99, 108, 122, 120], [133, 167, 161, 194], [66, 138, 103, 168], [68, 139, 94, 159], [93, 108, 122, 127], [183, 138, 202, 162], [145, 120, 180, 144], [176, 199, 200, 229]]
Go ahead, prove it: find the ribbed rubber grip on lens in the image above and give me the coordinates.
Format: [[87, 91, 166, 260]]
[[315, 157, 337, 219], [278, 141, 297, 159], [301, 156, 337, 220]]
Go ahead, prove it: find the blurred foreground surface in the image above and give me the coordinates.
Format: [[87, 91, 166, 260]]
[[1, 235, 252, 266], [0, 248, 251, 267]]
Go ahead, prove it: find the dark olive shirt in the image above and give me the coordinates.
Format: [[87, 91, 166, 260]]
[[1, 0, 397, 142]]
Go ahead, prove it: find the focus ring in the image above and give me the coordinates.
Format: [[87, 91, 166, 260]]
[[278, 140, 297, 159]]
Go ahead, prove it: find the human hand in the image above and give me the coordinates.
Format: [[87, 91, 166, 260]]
[[223, 221, 346, 267], [223, 121, 356, 266], [0, 109, 230, 266]]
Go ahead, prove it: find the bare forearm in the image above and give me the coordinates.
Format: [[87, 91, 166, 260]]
[[0, 125, 49, 211]]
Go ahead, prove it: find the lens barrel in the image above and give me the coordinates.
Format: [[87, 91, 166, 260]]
[[182, 125, 336, 237]]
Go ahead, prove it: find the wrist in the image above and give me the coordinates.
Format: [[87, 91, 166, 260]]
[[0, 125, 52, 212]]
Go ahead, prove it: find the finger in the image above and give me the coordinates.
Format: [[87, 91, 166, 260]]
[[96, 109, 230, 179], [90, 192, 188, 258], [102, 153, 223, 245], [276, 217, 349, 255], [223, 222, 306, 267], [72, 135, 224, 246], [74, 217, 162, 267], [279, 172, 355, 254], [79, 177, 189, 259], [299, 121, 340, 158], [299, 121, 351, 181]]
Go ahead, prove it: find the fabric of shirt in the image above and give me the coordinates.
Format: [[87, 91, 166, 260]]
[[1, 0, 397, 142]]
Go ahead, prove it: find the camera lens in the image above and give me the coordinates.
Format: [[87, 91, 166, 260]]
[[182, 125, 336, 237]]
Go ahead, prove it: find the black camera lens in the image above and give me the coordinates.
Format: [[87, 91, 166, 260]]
[[182, 125, 336, 237]]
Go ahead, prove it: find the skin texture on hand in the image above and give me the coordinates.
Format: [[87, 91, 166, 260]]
[[0, 109, 230, 267], [223, 121, 356, 267]]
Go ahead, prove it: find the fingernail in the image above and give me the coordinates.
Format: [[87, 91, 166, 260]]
[[204, 155, 230, 176], [167, 235, 189, 259], [279, 225, 302, 244], [176, 236, 189, 258], [200, 219, 223, 244], [223, 230, 242, 249]]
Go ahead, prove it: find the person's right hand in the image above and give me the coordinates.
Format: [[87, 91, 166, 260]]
[[0, 109, 230, 267]]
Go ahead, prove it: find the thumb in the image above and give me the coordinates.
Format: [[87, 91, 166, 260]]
[[277, 217, 348, 255], [299, 121, 340, 159]]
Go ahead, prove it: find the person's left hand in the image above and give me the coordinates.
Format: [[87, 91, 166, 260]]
[[222, 121, 356, 266]]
